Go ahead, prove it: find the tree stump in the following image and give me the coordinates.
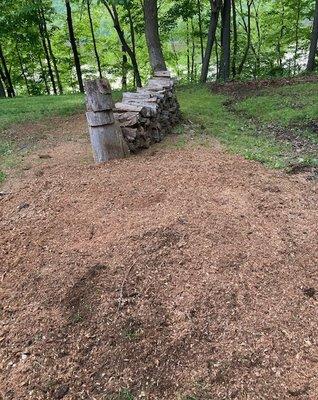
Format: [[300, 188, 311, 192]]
[[84, 79, 129, 163]]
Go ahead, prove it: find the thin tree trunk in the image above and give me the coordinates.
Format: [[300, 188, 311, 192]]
[[232, 0, 238, 77], [253, 1, 261, 76], [186, 21, 191, 82], [307, 0, 318, 71], [143, 0, 167, 72], [200, 0, 221, 83], [276, 1, 285, 70], [171, 40, 181, 76], [122, 47, 128, 91], [0, 44, 15, 97], [38, 14, 57, 94], [39, 55, 50, 94], [215, 38, 220, 78], [87, 0, 102, 78], [40, 7, 63, 94], [65, 0, 84, 93], [0, 66, 6, 97], [197, 0, 204, 64], [219, 0, 231, 81], [127, 6, 137, 86], [191, 18, 196, 81], [102, 1, 142, 87], [237, 0, 253, 76], [16, 43, 31, 95], [294, 0, 301, 74]]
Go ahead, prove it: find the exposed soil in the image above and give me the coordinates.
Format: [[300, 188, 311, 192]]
[[0, 114, 318, 400]]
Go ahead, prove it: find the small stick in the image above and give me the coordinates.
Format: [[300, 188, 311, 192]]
[[117, 260, 137, 312]]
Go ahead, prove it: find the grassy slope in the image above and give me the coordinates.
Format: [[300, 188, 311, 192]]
[[0, 94, 84, 131], [178, 82, 318, 169], [237, 83, 318, 125], [178, 86, 291, 169]]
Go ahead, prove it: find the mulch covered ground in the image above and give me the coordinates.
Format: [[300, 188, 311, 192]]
[[0, 116, 318, 399]]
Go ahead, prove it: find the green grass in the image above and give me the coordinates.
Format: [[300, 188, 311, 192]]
[[0, 94, 85, 131], [0, 90, 123, 132], [237, 82, 318, 126], [178, 85, 291, 169]]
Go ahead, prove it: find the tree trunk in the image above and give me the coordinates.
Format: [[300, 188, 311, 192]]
[[219, 0, 231, 81], [307, 0, 318, 71], [39, 55, 50, 95], [191, 19, 196, 81], [197, 0, 204, 64], [200, 0, 221, 83], [143, 0, 167, 72], [38, 14, 57, 94], [127, 6, 137, 86], [237, 0, 253, 76], [232, 0, 238, 77], [122, 48, 128, 91], [215, 38, 220, 78], [294, 0, 301, 74], [16, 43, 31, 95], [87, 0, 102, 78], [40, 7, 63, 94], [0, 44, 15, 97], [102, 2, 142, 87], [0, 67, 6, 97], [253, 1, 261, 76], [186, 21, 191, 82], [65, 0, 84, 93]]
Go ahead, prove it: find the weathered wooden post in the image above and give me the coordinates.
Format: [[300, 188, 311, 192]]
[[84, 78, 129, 163]]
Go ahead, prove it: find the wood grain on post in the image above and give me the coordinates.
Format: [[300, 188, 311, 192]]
[[84, 79, 129, 163]]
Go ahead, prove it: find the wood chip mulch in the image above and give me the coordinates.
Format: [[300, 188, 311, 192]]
[[0, 143, 317, 400]]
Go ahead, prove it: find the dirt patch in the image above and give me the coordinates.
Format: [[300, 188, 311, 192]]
[[0, 118, 318, 399]]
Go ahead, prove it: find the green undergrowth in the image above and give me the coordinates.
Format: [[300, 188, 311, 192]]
[[0, 93, 84, 131], [178, 85, 290, 169], [178, 83, 318, 169], [237, 82, 318, 126]]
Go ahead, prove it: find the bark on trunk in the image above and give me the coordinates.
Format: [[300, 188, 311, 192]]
[[237, 0, 253, 76], [16, 43, 31, 95], [38, 14, 57, 94], [219, 0, 231, 81], [39, 56, 50, 95], [0, 45, 15, 97], [65, 0, 84, 93], [232, 0, 238, 77], [307, 0, 318, 71], [143, 0, 167, 72], [87, 0, 102, 78], [40, 7, 63, 94], [197, 0, 204, 64], [0, 67, 6, 97], [102, 2, 142, 87], [122, 48, 128, 91], [200, 0, 221, 83], [127, 6, 137, 86]]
